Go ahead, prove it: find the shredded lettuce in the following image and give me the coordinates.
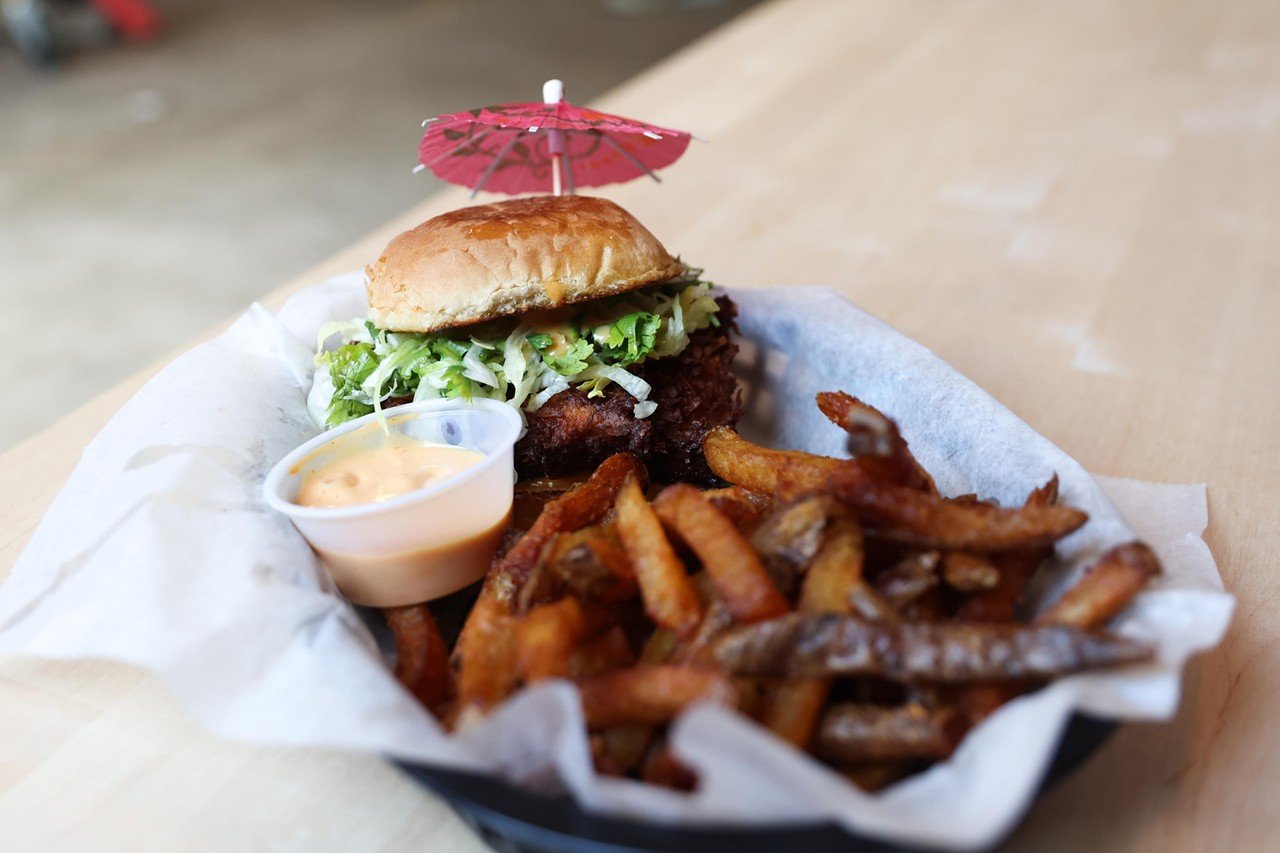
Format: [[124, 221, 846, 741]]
[[311, 268, 720, 428]]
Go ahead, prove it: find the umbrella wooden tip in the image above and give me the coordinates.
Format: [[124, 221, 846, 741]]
[[543, 79, 564, 104]]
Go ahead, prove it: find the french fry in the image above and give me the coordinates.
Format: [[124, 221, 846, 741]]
[[455, 596, 520, 716], [1028, 474, 1060, 507], [749, 497, 836, 595], [457, 453, 644, 662], [544, 524, 637, 606], [814, 703, 961, 763], [702, 486, 775, 531], [955, 476, 1060, 622], [705, 429, 1087, 552], [848, 582, 901, 622], [703, 427, 841, 499], [941, 552, 1001, 592], [952, 478, 1068, 722], [671, 599, 735, 665], [615, 476, 704, 638], [830, 472, 1086, 553], [797, 512, 864, 614], [875, 551, 941, 610], [816, 391, 937, 493], [589, 734, 620, 775], [761, 511, 863, 746], [516, 597, 588, 683], [841, 761, 918, 792], [494, 453, 645, 603], [570, 625, 636, 678], [1035, 542, 1161, 629], [712, 614, 1154, 681], [578, 665, 734, 728], [419, 393, 1161, 791], [640, 627, 679, 665], [761, 678, 830, 748], [640, 740, 698, 790], [653, 484, 789, 623], [384, 604, 452, 713], [600, 725, 654, 776]]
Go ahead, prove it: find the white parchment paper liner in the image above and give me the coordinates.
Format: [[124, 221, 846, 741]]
[[0, 275, 1232, 850]]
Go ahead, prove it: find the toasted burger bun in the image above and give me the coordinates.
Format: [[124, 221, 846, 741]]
[[365, 195, 682, 333]]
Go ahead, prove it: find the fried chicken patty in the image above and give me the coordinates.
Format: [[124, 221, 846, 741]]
[[515, 296, 742, 484]]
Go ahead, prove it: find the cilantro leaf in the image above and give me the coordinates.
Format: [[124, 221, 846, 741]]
[[532, 335, 594, 376], [599, 311, 661, 366]]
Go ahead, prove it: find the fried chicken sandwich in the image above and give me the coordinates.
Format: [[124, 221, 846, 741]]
[[309, 195, 741, 483]]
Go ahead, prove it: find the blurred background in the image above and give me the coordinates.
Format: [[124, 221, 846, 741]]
[[0, 0, 760, 450]]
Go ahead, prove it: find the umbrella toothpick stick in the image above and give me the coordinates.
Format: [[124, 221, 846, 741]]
[[543, 79, 568, 196], [416, 80, 690, 195]]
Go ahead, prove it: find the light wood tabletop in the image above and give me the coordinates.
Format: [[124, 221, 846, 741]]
[[2, 0, 1276, 848]]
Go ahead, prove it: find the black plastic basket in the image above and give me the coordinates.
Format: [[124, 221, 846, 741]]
[[396, 713, 1114, 853]]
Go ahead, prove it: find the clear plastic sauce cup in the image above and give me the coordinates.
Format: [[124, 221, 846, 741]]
[[263, 399, 522, 606]]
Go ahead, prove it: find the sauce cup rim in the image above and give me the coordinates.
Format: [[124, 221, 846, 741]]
[[261, 398, 523, 522]]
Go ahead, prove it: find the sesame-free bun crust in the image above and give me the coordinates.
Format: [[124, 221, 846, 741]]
[[365, 195, 682, 333]]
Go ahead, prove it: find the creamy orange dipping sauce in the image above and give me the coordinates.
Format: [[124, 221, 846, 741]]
[[296, 442, 485, 508], [311, 510, 511, 607]]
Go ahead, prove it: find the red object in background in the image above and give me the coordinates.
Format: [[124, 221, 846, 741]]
[[88, 0, 161, 41], [418, 80, 693, 197]]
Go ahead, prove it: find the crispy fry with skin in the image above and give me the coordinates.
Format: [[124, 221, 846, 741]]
[[762, 677, 831, 747], [492, 453, 644, 604], [385, 605, 451, 713], [712, 614, 1154, 682], [516, 597, 588, 683], [672, 599, 735, 665], [1035, 542, 1161, 629], [640, 626, 679, 665], [578, 665, 733, 728], [750, 497, 836, 595], [702, 486, 775, 531], [703, 428, 839, 499], [841, 762, 918, 792], [956, 475, 1062, 623], [640, 741, 698, 790], [814, 703, 961, 763], [654, 484, 789, 623], [875, 551, 940, 610], [426, 396, 1163, 789], [544, 524, 637, 605], [829, 468, 1086, 552], [797, 513, 865, 614], [955, 552, 1038, 623], [615, 477, 704, 638], [954, 476, 1069, 721], [761, 511, 865, 746], [570, 626, 636, 678], [942, 552, 1001, 592], [816, 391, 937, 493], [704, 429, 1087, 552], [1028, 474, 1060, 507], [848, 583, 901, 622], [455, 596, 520, 716], [598, 726, 655, 776], [458, 453, 644, 660]]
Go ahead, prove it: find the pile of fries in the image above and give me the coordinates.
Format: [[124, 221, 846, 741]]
[[385, 391, 1159, 790]]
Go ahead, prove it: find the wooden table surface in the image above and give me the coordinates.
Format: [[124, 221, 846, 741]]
[[3, 0, 1276, 848]]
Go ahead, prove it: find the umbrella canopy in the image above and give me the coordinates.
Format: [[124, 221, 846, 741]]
[[416, 80, 692, 197]]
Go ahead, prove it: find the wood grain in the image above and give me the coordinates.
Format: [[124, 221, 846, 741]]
[[2, 0, 1277, 848]]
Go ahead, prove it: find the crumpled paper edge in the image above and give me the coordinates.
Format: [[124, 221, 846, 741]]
[[0, 276, 1233, 850]]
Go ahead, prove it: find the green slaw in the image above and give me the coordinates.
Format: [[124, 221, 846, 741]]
[[309, 269, 721, 429]]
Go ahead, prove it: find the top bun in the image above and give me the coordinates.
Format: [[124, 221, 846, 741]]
[[365, 195, 683, 333]]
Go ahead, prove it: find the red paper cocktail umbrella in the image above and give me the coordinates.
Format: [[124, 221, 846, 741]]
[[415, 80, 693, 197]]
